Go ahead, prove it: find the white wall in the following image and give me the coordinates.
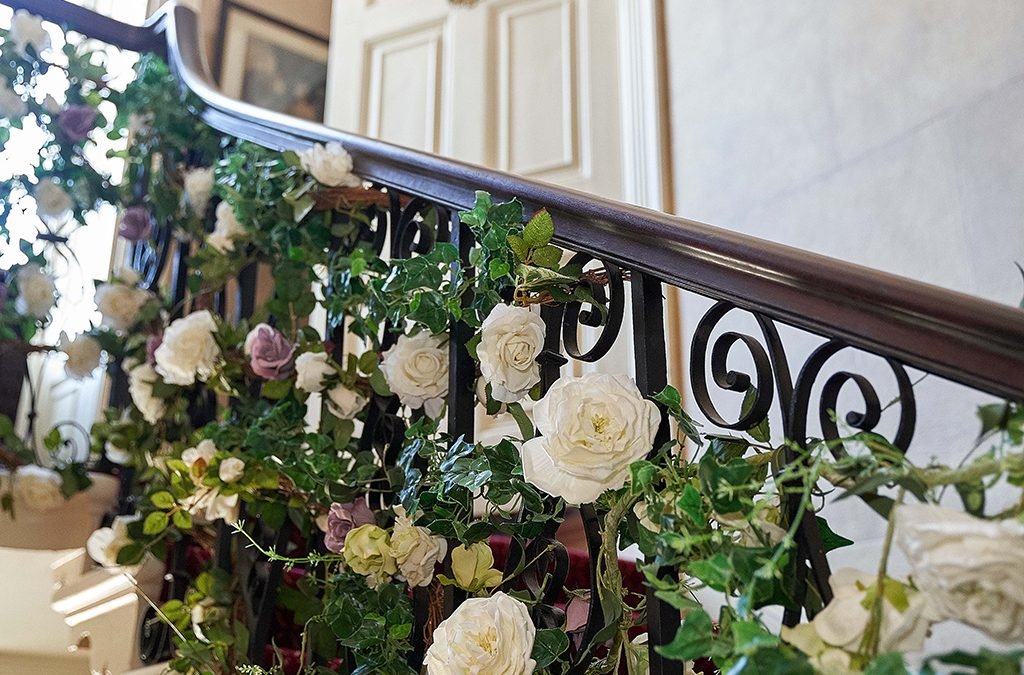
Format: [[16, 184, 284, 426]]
[[664, 0, 1024, 657]]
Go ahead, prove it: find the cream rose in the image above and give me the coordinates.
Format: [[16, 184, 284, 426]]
[[61, 334, 102, 379], [182, 166, 214, 216], [12, 464, 64, 512], [343, 524, 398, 588], [183, 487, 240, 524], [34, 179, 74, 222], [182, 439, 217, 475], [128, 363, 166, 424], [424, 591, 537, 675], [450, 541, 503, 593], [781, 567, 930, 660], [521, 373, 660, 504], [477, 304, 545, 403], [86, 514, 140, 568], [390, 505, 446, 588], [95, 282, 150, 332], [0, 77, 26, 119], [154, 310, 221, 386], [380, 332, 448, 418], [295, 351, 336, 393], [207, 201, 247, 253], [298, 141, 361, 187], [9, 10, 50, 57], [897, 503, 1024, 642], [15, 264, 56, 319], [325, 383, 368, 420], [218, 457, 245, 483]]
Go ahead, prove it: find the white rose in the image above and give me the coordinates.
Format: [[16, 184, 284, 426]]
[[183, 488, 239, 524], [34, 179, 74, 222], [425, 591, 537, 675], [380, 333, 449, 418], [95, 282, 150, 332], [207, 201, 247, 253], [896, 503, 1024, 642], [9, 10, 50, 58], [12, 464, 64, 512], [325, 383, 368, 420], [182, 166, 214, 216], [521, 373, 659, 504], [0, 77, 26, 118], [61, 333, 102, 379], [85, 514, 139, 568], [182, 439, 217, 474], [128, 363, 166, 424], [154, 310, 221, 386], [14, 264, 56, 319], [295, 351, 335, 393], [478, 304, 545, 403], [104, 441, 132, 466], [390, 505, 446, 588], [218, 457, 245, 483], [782, 567, 930, 658], [298, 141, 361, 187]]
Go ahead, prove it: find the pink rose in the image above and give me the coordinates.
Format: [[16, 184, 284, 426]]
[[323, 499, 374, 553], [57, 104, 97, 142], [118, 205, 152, 242], [244, 323, 295, 380]]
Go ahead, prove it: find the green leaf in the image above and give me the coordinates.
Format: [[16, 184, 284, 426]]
[[741, 386, 771, 442], [657, 609, 713, 661], [116, 542, 145, 565], [150, 491, 175, 510], [172, 509, 193, 530], [532, 244, 563, 269], [731, 620, 780, 654], [522, 208, 554, 248], [678, 483, 704, 526], [865, 652, 909, 675], [507, 402, 535, 440], [262, 378, 292, 400], [143, 511, 169, 535], [816, 516, 854, 552], [357, 350, 378, 374], [488, 259, 510, 281], [688, 553, 732, 591], [370, 369, 392, 397], [955, 478, 986, 516], [506, 234, 529, 261], [531, 628, 569, 668], [630, 460, 658, 493]]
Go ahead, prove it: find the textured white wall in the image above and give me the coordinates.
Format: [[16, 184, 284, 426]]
[[664, 0, 1024, 656]]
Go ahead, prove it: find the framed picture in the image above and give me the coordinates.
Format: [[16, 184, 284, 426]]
[[217, 3, 329, 122]]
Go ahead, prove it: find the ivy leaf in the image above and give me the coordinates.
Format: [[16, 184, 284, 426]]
[[677, 483, 704, 526], [816, 516, 854, 552], [506, 234, 529, 261], [532, 244, 563, 269], [143, 511, 169, 535], [731, 620, 780, 655], [864, 652, 908, 675], [741, 386, 771, 442], [522, 208, 554, 248], [657, 609, 713, 661], [531, 628, 569, 668]]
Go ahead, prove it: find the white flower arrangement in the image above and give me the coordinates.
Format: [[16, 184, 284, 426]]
[[298, 141, 361, 187], [380, 332, 449, 418], [425, 591, 537, 675], [154, 310, 221, 386], [477, 304, 545, 403]]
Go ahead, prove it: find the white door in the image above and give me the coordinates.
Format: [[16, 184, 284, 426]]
[[325, 0, 673, 435]]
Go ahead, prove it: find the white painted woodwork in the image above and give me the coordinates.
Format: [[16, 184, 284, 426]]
[[326, 0, 671, 441]]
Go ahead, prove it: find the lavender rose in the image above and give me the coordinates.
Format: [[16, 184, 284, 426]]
[[323, 499, 374, 553], [118, 205, 152, 242], [243, 323, 295, 380], [57, 104, 97, 142]]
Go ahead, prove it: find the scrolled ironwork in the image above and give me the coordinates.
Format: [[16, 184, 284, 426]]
[[561, 254, 625, 362]]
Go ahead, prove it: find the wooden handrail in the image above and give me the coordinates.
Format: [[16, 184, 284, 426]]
[[6, 0, 1024, 401]]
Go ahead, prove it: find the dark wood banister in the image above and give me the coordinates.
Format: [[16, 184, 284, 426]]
[[7, 0, 1024, 402]]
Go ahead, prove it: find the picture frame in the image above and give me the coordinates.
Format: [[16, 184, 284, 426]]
[[216, 2, 330, 122]]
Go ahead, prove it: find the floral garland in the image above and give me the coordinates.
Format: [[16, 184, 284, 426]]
[[5, 12, 1024, 675]]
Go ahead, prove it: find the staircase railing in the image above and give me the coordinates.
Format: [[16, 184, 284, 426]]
[[7, 1, 1024, 674]]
